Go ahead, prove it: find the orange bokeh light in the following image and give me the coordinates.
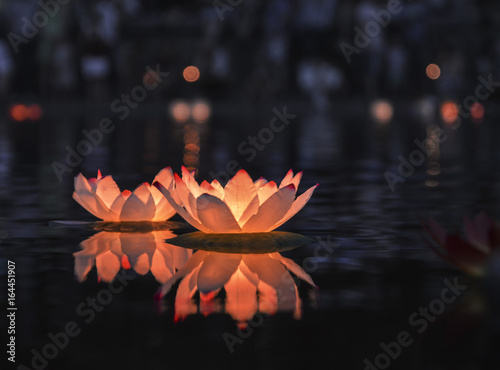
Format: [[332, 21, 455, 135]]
[[9, 104, 43, 121], [171, 101, 190, 122], [183, 122, 200, 172], [192, 101, 210, 122], [27, 104, 43, 120], [440, 101, 458, 124], [184, 143, 200, 153], [470, 102, 484, 123], [143, 70, 159, 88], [370, 100, 393, 124], [182, 152, 200, 166], [426, 63, 441, 80], [10, 104, 28, 121], [183, 66, 200, 82]]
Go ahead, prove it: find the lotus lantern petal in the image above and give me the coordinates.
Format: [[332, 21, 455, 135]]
[[73, 169, 176, 222], [155, 167, 317, 233]]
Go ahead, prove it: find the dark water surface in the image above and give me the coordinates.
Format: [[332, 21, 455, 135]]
[[1, 101, 500, 370]]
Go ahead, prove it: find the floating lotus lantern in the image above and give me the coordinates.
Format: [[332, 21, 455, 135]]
[[159, 251, 316, 326], [73, 169, 176, 222], [154, 167, 317, 233], [424, 212, 500, 277], [74, 230, 192, 283]]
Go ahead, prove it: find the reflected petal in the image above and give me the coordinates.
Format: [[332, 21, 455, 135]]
[[197, 253, 242, 293], [150, 249, 174, 283], [258, 281, 278, 315], [73, 254, 94, 282], [134, 253, 151, 275], [175, 266, 201, 321], [242, 254, 288, 289], [270, 253, 316, 287], [96, 251, 121, 282], [75, 230, 189, 285], [160, 250, 209, 296], [224, 269, 258, 324], [119, 233, 156, 272]]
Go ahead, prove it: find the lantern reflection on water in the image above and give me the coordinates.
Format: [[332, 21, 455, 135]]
[[159, 251, 316, 327], [74, 230, 192, 283], [74, 227, 317, 326]]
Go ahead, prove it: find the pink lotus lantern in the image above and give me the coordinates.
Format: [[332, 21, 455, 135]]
[[159, 251, 316, 326], [154, 167, 317, 233], [74, 230, 192, 283], [73, 169, 176, 222], [424, 212, 500, 277]]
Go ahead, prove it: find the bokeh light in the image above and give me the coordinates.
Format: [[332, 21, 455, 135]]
[[426, 161, 441, 176], [9, 104, 43, 122], [425, 179, 439, 187], [183, 124, 200, 144], [440, 101, 458, 124], [470, 102, 484, 123], [191, 101, 211, 122], [143, 69, 160, 88], [415, 97, 436, 123], [27, 104, 43, 120], [170, 101, 190, 122], [183, 123, 200, 174], [426, 64, 441, 80], [370, 100, 393, 124], [184, 143, 200, 153], [9, 104, 27, 121], [183, 66, 200, 83]]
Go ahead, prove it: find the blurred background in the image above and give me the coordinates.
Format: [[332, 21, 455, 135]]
[[2, 0, 500, 369], [2, 0, 500, 102], [1, 0, 500, 181], [0, 0, 499, 181]]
